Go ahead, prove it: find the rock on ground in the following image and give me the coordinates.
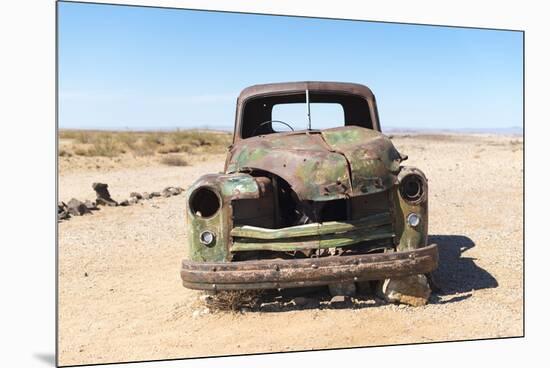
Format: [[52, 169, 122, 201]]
[[66, 198, 92, 216], [92, 182, 118, 206], [382, 274, 431, 307]]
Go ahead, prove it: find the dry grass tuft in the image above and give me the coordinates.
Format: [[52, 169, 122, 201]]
[[160, 155, 189, 166], [59, 149, 72, 157], [58, 129, 231, 158], [203, 290, 263, 312]]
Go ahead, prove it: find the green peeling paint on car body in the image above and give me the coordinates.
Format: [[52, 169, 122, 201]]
[[181, 82, 436, 291]]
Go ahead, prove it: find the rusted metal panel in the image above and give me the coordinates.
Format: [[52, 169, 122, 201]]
[[394, 167, 429, 251], [234, 81, 380, 141], [180, 244, 438, 290], [225, 127, 404, 202], [181, 81, 434, 292], [186, 172, 263, 262], [231, 225, 393, 252], [321, 126, 404, 195], [226, 132, 352, 202], [231, 212, 391, 240]]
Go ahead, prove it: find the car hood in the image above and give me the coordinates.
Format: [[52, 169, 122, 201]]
[[226, 125, 404, 201]]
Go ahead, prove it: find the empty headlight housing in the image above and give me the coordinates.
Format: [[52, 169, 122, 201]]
[[189, 187, 221, 218], [399, 173, 425, 203]]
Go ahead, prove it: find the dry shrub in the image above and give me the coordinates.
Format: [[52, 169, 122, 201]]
[[158, 145, 184, 154], [161, 155, 188, 166], [74, 147, 88, 156], [75, 135, 124, 157], [116, 132, 138, 150], [143, 133, 165, 147], [204, 290, 263, 312], [132, 144, 155, 157], [171, 131, 231, 154], [59, 149, 72, 157], [59, 129, 231, 157], [59, 130, 93, 144]]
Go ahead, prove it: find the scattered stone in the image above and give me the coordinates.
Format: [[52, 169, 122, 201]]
[[58, 211, 70, 221], [329, 295, 350, 305], [260, 301, 282, 312], [240, 307, 252, 313], [58, 201, 67, 212], [92, 182, 118, 206], [84, 200, 98, 211], [58, 202, 71, 221], [162, 186, 184, 197], [95, 197, 117, 207], [130, 192, 143, 200], [67, 198, 92, 216], [192, 310, 201, 319], [382, 274, 431, 307], [60, 183, 184, 222], [328, 282, 356, 297], [84, 272, 88, 277]]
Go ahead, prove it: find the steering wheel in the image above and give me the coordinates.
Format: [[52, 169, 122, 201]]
[[251, 120, 295, 136]]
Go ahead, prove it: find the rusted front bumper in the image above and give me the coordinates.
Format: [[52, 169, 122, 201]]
[[180, 244, 438, 291]]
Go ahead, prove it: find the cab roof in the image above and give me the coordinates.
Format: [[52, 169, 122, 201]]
[[237, 81, 375, 103], [234, 81, 380, 140]]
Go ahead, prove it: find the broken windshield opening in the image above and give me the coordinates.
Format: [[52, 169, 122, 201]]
[[272, 102, 345, 131], [240, 91, 374, 139]]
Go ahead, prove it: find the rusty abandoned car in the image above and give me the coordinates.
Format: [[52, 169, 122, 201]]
[[180, 81, 438, 305]]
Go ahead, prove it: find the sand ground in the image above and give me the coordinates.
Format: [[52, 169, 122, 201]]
[[57, 133, 523, 366]]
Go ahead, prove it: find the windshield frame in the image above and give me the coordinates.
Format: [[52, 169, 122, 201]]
[[237, 90, 378, 140]]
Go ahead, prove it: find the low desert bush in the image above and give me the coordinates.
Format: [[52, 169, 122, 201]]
[[161, 155, 188, 166], [203, 290, 263, 312], [59, 129, 231, 157], [58, 149, 72, 157]]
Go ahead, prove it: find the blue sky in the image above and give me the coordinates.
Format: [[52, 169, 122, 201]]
[[58, 2, 523, 131]]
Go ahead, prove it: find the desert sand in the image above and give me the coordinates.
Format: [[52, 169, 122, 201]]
[[57, 133, 523, 366]]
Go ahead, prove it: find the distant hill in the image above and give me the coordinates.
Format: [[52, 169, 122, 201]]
[[383, 126, 523, 135], [59, 125, 523, 136]]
